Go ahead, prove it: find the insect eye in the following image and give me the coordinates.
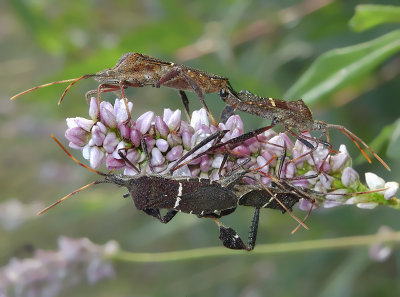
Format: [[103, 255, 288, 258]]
[[219, 88, 229, 98]]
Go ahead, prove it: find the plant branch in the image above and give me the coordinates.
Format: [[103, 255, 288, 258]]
[[110, 230, 400, 263]]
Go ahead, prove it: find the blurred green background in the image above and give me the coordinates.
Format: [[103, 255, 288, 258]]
[[2, 0, 400, 296]]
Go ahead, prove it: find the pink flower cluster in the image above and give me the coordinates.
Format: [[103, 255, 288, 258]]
[[64, 97, 399, 209], [0, 237, 117, 297]]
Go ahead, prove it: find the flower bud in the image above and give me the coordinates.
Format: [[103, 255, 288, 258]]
[[341, 167, 359, 187], [89, 146, 105, 169], [136, 111, 154, 134], [155, 116, 169, 138], [100, 101, 117, 128], [166, 145, 183, 161]]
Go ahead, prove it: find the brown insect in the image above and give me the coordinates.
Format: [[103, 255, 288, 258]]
[[39, 134, 311, 251], [218, 88, 390, 171], [10, 53, 234, 125]]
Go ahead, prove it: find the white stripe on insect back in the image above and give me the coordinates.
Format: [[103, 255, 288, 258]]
[[178, 182, 183, 196], [262, 194, 276, 208]]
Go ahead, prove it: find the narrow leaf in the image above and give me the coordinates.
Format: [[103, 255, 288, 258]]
[[285, 30, 400, 104], [350, 5, 400, 32]]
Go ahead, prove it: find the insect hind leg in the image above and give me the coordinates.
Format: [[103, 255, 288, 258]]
[[156, 66, 218, 126], [143, 208, 178, 224]]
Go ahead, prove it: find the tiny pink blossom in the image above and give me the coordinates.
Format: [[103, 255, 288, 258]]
[[211, 154, 224, 169], [136, 111, 154, 134], [190, 108, 209, 130], [245, 137, 260, 154], [156, 139, 169, 152], [166, 145, 183, 161], [112, 141, 126, 159], [103, 132, 119, 153], [330, 145, 349, 172], [117, 122, 130, 139], [283, 161, 296, 179], [66, 117, 94, 132], [150, 147, 165, 166], [129, 128, 142, 147], [65, 127, 88, 147], [256, 156, 269, 174], [155, 116, 169, 138], [225, 115, 244, 134], [231, 144, 251, 156], [163, 108, 173, 124], [356, 202, 378, 209], [91, 125, 106, 146], [165, 109, 181, 131], [144, 136, 156, 152], [167, 133, 182, 147], [100, 101, 117, 128], [263, 134, 286, 156], [125, 149, 140, 165], [384, 182, 399, 200], [365, 172, 385, 190], [200, 155, 212, 172], [319, 174, 333, 190], [114, 98, 132, 123], [89, 97, 99, 120], [89, 146, 105, 169], [341, 167, 359, 187], [69, 142, 84, 150], [181, 130, 193, 150], [105, 155, 125, 170]]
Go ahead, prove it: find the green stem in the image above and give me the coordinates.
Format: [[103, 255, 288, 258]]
[[109, 230, 400, 263]]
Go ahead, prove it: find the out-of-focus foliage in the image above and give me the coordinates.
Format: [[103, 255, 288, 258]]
[[2, 0, 400, 296], [285, 30, 400, 104], [349, 4, 400, 32]]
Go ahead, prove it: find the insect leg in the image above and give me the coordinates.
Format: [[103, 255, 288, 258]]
[[156, 66, 218, 126], [246, 207, 260, 251], [170, 130, 228, 173], [220, 105, 236, 124], [117, 148, 141, 174], [141, 136, 155, 173], [178, 90, 191, 122], [211, 218, 249, 250], [143, 208, 178, 223]]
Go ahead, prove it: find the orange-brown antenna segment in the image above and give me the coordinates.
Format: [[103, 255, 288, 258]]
[[37, 182, 97, 215], [50, 134, 102, 175], [10, 78, 81, 101], [328, 124, 391, 171], [58, 75, 92, 105], [260, 183, 309, 230]]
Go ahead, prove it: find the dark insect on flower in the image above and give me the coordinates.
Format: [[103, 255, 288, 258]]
[[10, 52, 236, 125], [219, 88, 391, 172]]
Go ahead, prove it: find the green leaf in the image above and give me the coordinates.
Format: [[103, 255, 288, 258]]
[[284, 30, 400, 105], [349, 5, 400, 32], [387, 118, 400, 160], [355, 119, 397, 165]]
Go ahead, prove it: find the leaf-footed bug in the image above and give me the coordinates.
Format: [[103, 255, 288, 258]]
[[218, 88, 390, 172], [41, 134, 315, 251], [10, 53, 235, 126], [39, 134, 258, 250]]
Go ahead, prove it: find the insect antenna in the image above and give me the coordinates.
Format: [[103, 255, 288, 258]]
[[260, 183, 309, 230], [291, 206, 313, 234], [37, 181, 99, 216], [10, 74, 96, 102], [51, 134, 105, 175], [291, 186, 388, 234], [324, 123, 390, 171], [37, 134, 108, 215], [249, 158, 310, 231], [57, 75, 94, 105], [10, 78, 80, 101]]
